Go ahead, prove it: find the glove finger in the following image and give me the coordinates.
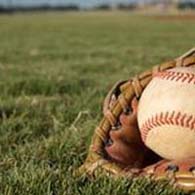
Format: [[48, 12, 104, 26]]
[[105, 138, 145, 167]]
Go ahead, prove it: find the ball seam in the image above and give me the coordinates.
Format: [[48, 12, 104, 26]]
[[154, 71, 195, 84], [141, 111, 195, 142]]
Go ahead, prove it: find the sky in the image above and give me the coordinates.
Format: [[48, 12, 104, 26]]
[[0, 0, 140, 8]]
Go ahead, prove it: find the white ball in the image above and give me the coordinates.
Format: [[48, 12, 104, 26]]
[[138, 66, 195, 160]]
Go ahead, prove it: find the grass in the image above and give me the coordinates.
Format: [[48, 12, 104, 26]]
[[0, 11, 195, 194]]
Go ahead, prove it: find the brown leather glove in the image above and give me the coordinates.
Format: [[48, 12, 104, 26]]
[[105, 98, 160, 168], [104, 95, 195, 192], [77, 48, 195, 192]]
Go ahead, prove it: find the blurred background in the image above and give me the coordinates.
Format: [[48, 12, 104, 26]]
[[0, 0, 195, 13]]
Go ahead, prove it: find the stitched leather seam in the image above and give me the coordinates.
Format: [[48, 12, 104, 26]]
[[141, 111, 195, 142], [154, 71, 195, 84]]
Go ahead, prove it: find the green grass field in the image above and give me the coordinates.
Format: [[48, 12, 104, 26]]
[[0, 11, 195, 194]]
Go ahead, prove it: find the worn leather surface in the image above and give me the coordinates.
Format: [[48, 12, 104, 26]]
[[105, 98, 160, 168]]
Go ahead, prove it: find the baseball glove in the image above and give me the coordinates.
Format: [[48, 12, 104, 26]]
[[77, 48, 195, 192]]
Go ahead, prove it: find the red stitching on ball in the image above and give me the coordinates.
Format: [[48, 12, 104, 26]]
[[154, 70, 195, 84], [141, 111, 195, 142]]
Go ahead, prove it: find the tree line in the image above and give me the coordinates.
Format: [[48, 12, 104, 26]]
[[0, 1, 195, 13], [0, 3, 138, 13]]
